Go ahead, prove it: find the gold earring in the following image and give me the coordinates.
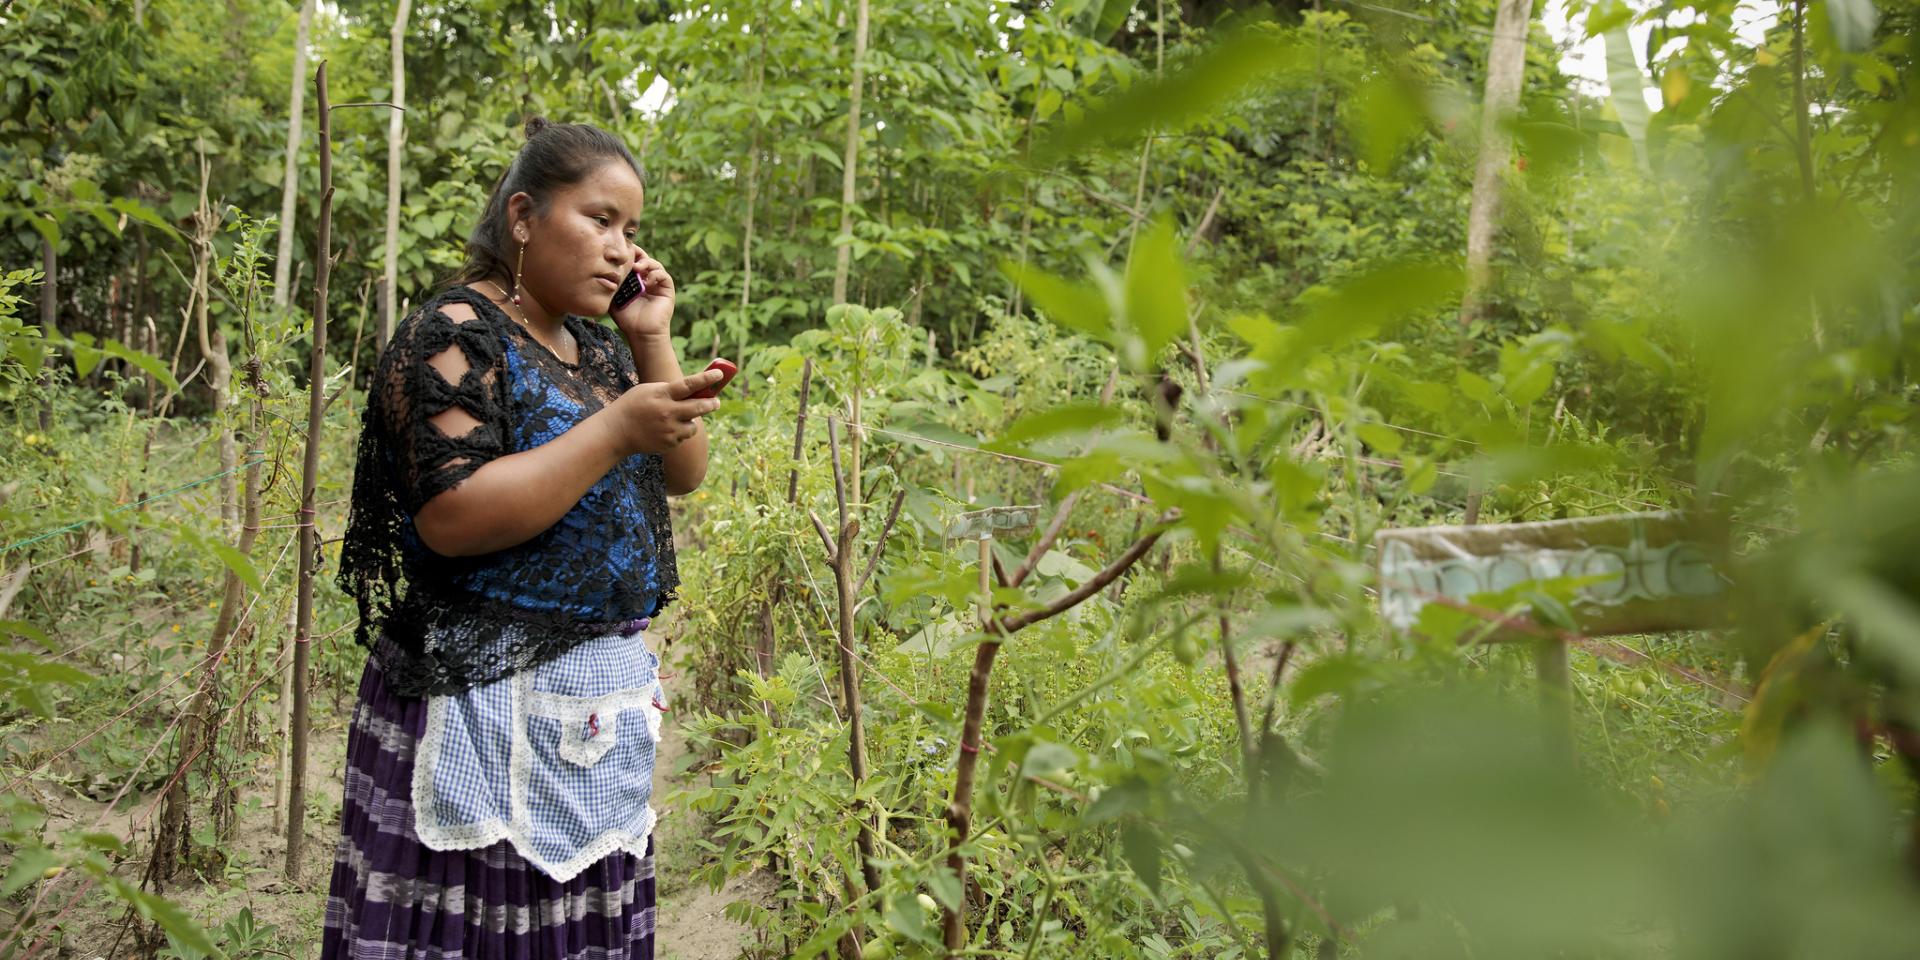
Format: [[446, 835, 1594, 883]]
[[511, 242, 526, 306]]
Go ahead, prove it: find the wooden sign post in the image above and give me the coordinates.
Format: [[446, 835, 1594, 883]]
[[1374, 510, 1729, 749]]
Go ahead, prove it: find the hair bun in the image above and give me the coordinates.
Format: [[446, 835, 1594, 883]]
[[523, 115, 552, 140]]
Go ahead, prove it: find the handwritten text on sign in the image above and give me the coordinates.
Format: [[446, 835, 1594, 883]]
[[1375, 511, 1727, 638]]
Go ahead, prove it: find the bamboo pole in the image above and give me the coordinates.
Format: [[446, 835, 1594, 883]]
[[287, 60, 332, 880]]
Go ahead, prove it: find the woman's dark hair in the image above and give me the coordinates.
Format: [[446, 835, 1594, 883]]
[[447, 116, 644, 288]]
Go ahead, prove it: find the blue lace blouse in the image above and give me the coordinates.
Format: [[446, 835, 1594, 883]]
[[339, 285, 680, 698]]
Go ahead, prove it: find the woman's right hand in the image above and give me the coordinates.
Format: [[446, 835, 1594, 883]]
[[602, 368, 725, 456]]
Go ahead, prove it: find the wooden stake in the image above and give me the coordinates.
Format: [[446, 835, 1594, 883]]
[[287, 60, 332, 880], [1537, 637, 1573, 757], [823, 417, 882, 896]]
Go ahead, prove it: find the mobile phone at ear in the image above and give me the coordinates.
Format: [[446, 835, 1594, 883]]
[[690, 358, 738, 400], [610, 269, 647, 311]]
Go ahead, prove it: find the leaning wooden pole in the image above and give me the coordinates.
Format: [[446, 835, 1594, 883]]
[[287, 60, 332, 880]]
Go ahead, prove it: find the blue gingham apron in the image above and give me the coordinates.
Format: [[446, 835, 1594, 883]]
[[408, 618, 666, 883]]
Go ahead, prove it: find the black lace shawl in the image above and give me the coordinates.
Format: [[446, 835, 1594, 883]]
[[337, 285, 679, 698]]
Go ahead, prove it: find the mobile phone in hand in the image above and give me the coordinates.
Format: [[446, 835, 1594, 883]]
[[690, 358, 738, 400], [610, 269, 647, 311]]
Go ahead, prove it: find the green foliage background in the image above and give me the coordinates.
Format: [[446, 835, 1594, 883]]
[[5, 0, 1920, 956]]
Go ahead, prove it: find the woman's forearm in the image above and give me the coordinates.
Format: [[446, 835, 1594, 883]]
[[413, 410, 629, 557], [626, 331, 710, 495]]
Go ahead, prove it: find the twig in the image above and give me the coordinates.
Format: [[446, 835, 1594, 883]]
[[853, 488, 906, 597], [997, 517, 1172, 633]]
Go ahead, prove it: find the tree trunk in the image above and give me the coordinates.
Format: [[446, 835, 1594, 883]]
[[273, 0, 316, 308], [830, 0, 871, 305], [157, 156, 237, 880], [1457, 0, 1534, 327], [382, 0, 411, 344]]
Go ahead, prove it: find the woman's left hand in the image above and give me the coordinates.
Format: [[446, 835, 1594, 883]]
[[611, 245, 675, 341]]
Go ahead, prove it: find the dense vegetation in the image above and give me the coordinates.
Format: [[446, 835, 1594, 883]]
[[5, 0, 1920, 956]]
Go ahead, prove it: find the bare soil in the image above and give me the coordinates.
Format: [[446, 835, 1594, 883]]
[[21, 615, 768, 959]]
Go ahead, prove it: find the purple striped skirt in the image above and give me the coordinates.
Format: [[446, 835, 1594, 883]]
[[320, 655, 656, 959]]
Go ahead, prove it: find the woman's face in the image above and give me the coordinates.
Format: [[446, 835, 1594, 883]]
[[508, 160, 646, 318]]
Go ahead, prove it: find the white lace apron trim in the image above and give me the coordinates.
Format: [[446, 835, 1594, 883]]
[[410, 631, 665, 883]]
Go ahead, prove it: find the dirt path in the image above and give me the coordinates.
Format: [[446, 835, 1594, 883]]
[[651, 623, 768, 960], [651, 712, 770, 960], [28, 629, 765, 958]]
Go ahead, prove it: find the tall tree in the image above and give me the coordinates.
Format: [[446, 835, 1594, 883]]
[[829, 0, 871, 307], [272, 0, 316, 309], [1458, 0, 1534, 327]]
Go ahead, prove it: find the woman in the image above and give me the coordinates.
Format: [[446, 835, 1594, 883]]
[[324, 117, 722, 958]]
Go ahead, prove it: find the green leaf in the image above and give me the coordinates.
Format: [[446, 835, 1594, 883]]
[[1038, 27, 1303, 160], [27, 215, 60, 251], [926, 868, 963, 911], [1085, 779, 1150, 824], [1825, 0, 1880, 52], [103, 338, 180, 391], [1456, 370, 1501, 410], [1244, 261, 1461, 390], [1123, 217, 1188, 367], [1351, 72, 1425, 173], [109, 197, 174, 236], [1356, 423, 1404, 455], [992, 402, 1124, 448], [1035, 87, 1062, 122], [1093, 0, 1135, 38], [1034, 550, 1098, 584], [1584, 0, 1634, 36], [802, 139, 844, 170], [1, 847, 57, 899], [1121, 821, 1162, 896], [1504, 360, 1555, 409], [885, 892, 931, 943], [67, 331, 101, 378], [1601, 27, 1652, 171], [99, 875, 223, 958], [1004, 261, 1111, 339], [1289, 654, 1381, 708], [0, 619, 52, 651], [1404, 456, 1438, 495], [1019, 741, 1079, 781], [209, 544, 263, 593]]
